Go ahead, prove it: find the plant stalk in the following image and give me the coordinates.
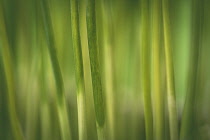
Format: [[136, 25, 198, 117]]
[[0, 3, 24, 140], [86, 0, 106, 139], [152, 0, 165, 139], [140, 0, 153, 140], [162, 0, 179, 139], [40, 0, 71, 139], [180, 0, 204, 139], [70, 0, 87, 140]]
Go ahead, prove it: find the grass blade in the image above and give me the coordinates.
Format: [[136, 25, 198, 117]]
[[162, 0, 179, 139], [40, 0, 71, 139], [0, 3, 24, 140], [86, 0, 106, 139], [180, 0, 204, 139], [152, 0, 165, 139], [140, 0, 153, 140], [70, 0, 87, 140]]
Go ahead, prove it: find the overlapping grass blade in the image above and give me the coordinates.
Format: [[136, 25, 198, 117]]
[[0, 3, 24, 140], [40, 0, 71, 139], [162, 0, 179, 139]]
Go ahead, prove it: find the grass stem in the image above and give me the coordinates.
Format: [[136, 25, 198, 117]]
[[152, 0, 165, 139], [40, 0, 71, 139], [70, 0, 87, 140], [0, 4, 24, 140], [86, 0, 106, 139], [162, 0, 179, 139], [140, 0, 153, 140], [180, 0, 204, 139]]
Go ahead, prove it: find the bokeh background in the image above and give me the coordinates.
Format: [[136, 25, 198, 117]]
[[1, 0, 210, 140]]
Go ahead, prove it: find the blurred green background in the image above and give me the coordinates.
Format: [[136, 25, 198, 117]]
[[1, 0, 210, 140]]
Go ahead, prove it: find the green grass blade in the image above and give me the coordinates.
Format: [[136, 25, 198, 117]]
[[40, 0, 71, 139], [86, 0, 106, 139], [162, 0, 179, 139], [96, 1, 115, 139], [38, 20, 52, 140], [70, 0, 87, 140], [180, 0, 204, 139], [152, 0, 165, 139], [0, 4, 24, 140], [140, 0, 153, 140]]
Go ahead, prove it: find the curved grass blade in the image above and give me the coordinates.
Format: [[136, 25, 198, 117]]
[[40, 0, 71, 139], [0, 3, 24, 140]]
